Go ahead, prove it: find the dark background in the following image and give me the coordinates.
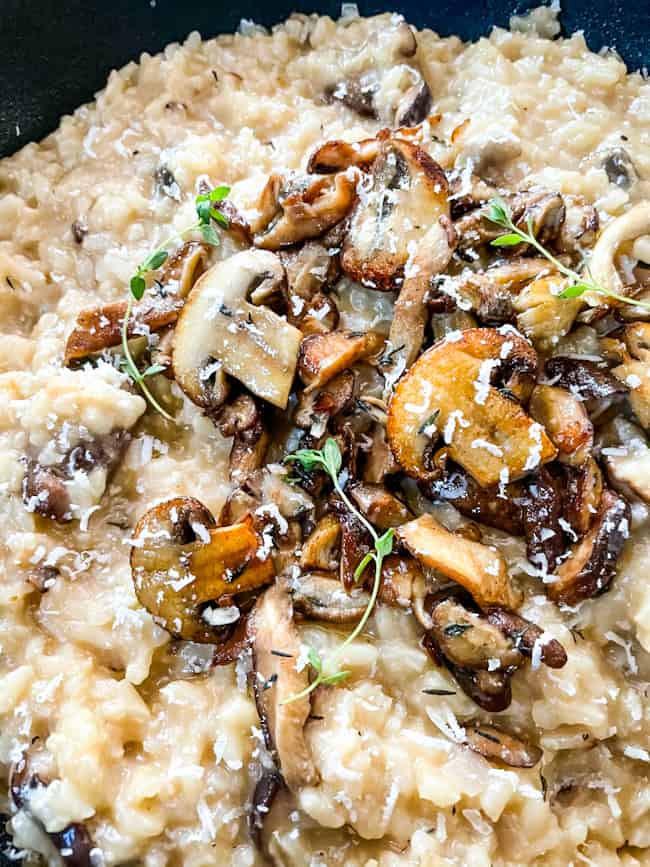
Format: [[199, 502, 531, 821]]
[[0, 0, 647, 158]]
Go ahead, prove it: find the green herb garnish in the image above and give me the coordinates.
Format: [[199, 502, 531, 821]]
[[281, 438, 394, 704], [122, 185, 230, 419], [486, 196, 650, 312]]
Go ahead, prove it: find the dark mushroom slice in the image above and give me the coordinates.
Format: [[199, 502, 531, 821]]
[[249, 584, 319, 790], [448, 173, 499, 220], [545, 357, 629, 406], [294, 370, 355, 433], [130, 497, 274, 643], [173, 250, 302, 411], [280, 238, 340, 311], [341, 135, 450, 291], [298, 330, 384, 392], [336, 508, 373, 590], [423, 642, 513, 713], [397, 513, 521, 610], [485, 609, 567, 669], [521, 469, 565, 574], [387, 328, 555, 487], [395, 76, 432, 127], [215, 393, 270, 481], [556, 199, 599, 254], [528, 384, 593, 467], [362, 422, 401, 483], [547, 489, 631, 605], [22, 430, 131, 523], [425, 463, 525, 536], [252, 172, 358, 250], [248, 770, 285, 854], [464, 724, 543, 768], [562, 457, 603, 537], [325, 76, 378, 118], [613, 322, 650, 429], [602, 147, 638, 191], [349, 482, 412, 529], [307, 138, 380, 174]]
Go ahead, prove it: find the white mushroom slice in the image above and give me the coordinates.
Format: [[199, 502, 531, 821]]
[[250, 584, 319, 790], [397, 513, 521, 610], [292, 573, 369, 622], [341, 135, 450, 290], [387, 328, 556, 487], [173, 250, 302, 410], [252, 172, 358, 250], [514, 274, 583, 350], [587, 201, 650, 302]]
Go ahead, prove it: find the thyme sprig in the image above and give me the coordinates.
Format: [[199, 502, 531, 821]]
[[282, 438, 394, 704], [486, 197, 650, 312], [122, 185, 230, 418]]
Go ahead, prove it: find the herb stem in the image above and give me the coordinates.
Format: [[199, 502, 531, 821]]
[[120, 295, 175, 422]]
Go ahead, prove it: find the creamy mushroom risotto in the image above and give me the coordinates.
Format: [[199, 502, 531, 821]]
[[2, 4, 650, 865]]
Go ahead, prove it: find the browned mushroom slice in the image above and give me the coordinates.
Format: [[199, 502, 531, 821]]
[[521, 469, 565, 574], [387, 328, 555, 487], [215, 393, 270, 481], [485, 608, 567, 669], [395, 76, 432, 127], [547, 490, 630, 605], [173, 250, 302, 410], [294, 370, 355, 432], [556, 199, 599, 254], [429, 597, 524, 671], [252, 172, 358, 250], [64, 294, 184, 365], [563, 457, 603, 537], [341, 136, 449, 290], [280, 239, 340, 315], [300, 515, 341, 571], [464, 725, 542, 768], [307, 138, 380, 174], [363, 422, 401, 483], [425, 463, 525, 536], [349, 482, 411, 529], [338, 509, 373, 590], [397, 513, 521, 610], [249, 584, 319, 790], [292, 572, 369, 622], [545, 357, 629, 407], [529, 385, 593, 466], [248, 771, 285, 854], [613, 322, 650, 428], [298, 330, 384, 392], [131, 498, 274, 642]]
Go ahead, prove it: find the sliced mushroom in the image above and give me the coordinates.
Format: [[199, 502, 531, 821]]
[[464, 724, 542, 768], [485, 608, 567, 669], [363, 422, 401, 483], [587, 201, 650, 300], [425, 463, 525, 536], [337, 508, 373, 590], [341, 136, 450, 290], [298, 329, 383, 392], [601, 417, 650, 504], [556, 199, 599, 254], [397, 513, 521, 610], [22, 430, 131, 523], [529, 384, 593, 466], [292, 572, 369, 622], [64, 243, 207, 364], [562, 457, 603, 537], [547, 489, 630, 605], [130, 498, 274, 642], [216, 393, 270, 481], [300, 515, 341, 571], [613, 322, 650, 428], [387, 328, 555, 487], [173, 250, 302, 410], [395, 76, 432, 127], [248, 771, 285, 854], [249, 583, 319, 790], [307, 138, 380, 174], [545, 356, 629, 408], [514, 274, 583, 350], [294, 370, 355, 432], [521, 469, 565, 574], [349, 482, 411, 529], [252, 172, 358, 250]]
